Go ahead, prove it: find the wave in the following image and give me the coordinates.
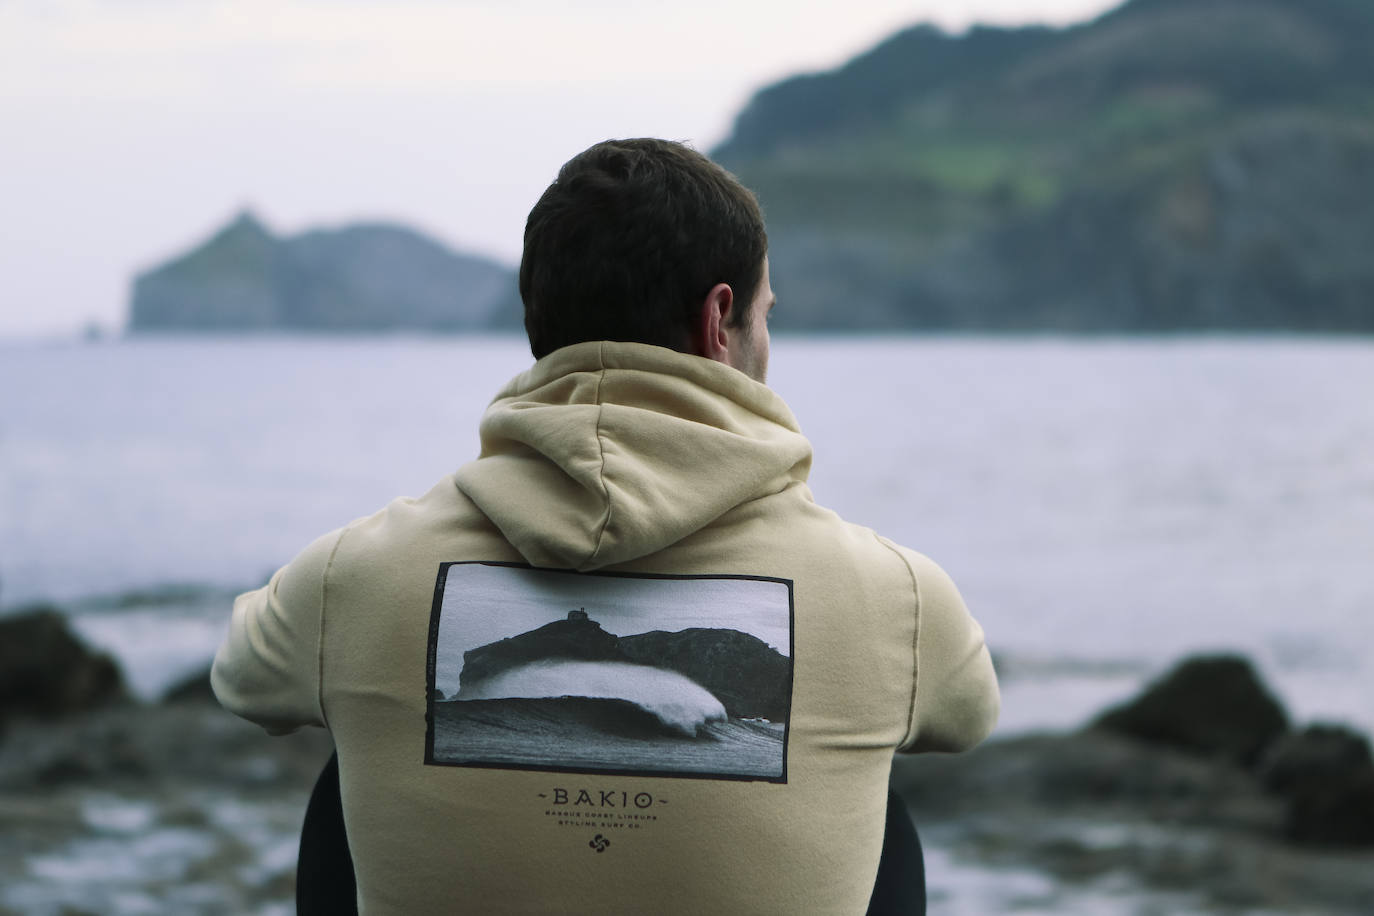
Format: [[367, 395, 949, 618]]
[[457, 660, 727, 736], [432, 696, 785, 777], [438, 696, 699, 742]]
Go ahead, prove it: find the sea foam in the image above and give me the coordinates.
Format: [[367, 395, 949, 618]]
[[459, 660, 727, 736]]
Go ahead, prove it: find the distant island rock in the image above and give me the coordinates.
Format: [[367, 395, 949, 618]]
[[128, 211, 521, 333], [713, 0, 1374, 332], [457, 610, 790, 721]]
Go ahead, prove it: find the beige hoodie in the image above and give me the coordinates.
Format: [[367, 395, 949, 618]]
[[212, 341, 998, 915]]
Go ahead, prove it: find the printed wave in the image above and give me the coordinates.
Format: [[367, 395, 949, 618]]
[[457, 660, 727, 736], [432, 697, 786, 778], [439, 696, 703, 742]]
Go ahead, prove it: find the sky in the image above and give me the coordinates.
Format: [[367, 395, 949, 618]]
[[0, 0, 1121, 339]]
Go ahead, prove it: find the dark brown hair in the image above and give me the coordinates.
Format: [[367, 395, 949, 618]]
[[520, 138, 767, 359]]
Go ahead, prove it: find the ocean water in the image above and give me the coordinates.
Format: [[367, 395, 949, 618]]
[[1, 335, 1371, 737]]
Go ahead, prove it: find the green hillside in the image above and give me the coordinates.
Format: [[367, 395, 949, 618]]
[[713, 0, 1374, 331]]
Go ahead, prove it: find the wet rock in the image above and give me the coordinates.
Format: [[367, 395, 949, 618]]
[[1090, 654, 1289, 766], [0, 703, 332, 792], [1260, 724, 1373, 796], [1285, 771, 1374, 848], [0, 607, 129, 724], [1259, 724, 1374, 847], [31, 722, 150, 787], [894, 730, 1279, 835], [162, 667, 216, 704]]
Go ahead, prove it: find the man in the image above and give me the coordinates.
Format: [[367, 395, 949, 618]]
[[213, 138, 999, 914]]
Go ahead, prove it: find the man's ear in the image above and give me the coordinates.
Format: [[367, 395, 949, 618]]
[[694, 282, 734, 364]]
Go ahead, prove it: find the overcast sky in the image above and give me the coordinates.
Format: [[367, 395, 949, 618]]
[[0, 0, 1120, 339]]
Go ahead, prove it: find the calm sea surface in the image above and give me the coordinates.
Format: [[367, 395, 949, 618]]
[[2, 336, 1371, 736]]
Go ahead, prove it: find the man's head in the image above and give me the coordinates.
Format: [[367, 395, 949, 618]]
[[520, 138, 771, 379]]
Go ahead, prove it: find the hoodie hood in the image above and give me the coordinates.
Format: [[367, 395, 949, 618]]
[[455, 341, 813, 571]]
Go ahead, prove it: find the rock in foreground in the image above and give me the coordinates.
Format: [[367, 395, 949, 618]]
[[1090, 653, 1289, 766], [0, 607, 129, 725], [1260, 725, 1374, 847], [894, 729, 1374, 913]]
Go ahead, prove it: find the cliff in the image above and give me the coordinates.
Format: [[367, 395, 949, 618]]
[[458, 617, 790, 720], [128, 211, 518, 333], [458, 616, 624, 686], [713, 0, 1374, 332]]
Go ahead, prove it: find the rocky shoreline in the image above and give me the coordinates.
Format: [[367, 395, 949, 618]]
[[0, 699, 332, 915], [2, 609, 1372, 914], [896, 731, 1374, 913], [0, 609, 334, 915], [896, 655, 1374, 914]]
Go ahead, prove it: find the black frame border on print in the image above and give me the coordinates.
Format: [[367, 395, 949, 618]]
[[423, 560, 795, 784]]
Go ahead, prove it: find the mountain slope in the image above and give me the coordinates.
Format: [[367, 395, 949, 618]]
[[713, 0, 1374, 331]]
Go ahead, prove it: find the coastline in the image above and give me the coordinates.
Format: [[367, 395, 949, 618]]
[[2, 611, 1371, 914], [895, 731, 1374, 914], [5, 695, 1371, 915], [0, 699, 332, 916]]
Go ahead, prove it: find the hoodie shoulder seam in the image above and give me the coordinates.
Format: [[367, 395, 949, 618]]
[[585, 341, 614, 567], [316, 523, 352, 730], [874, 533, 921, 750]]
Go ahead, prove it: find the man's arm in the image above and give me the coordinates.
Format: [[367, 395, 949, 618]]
[[211, 529, 342, 735], [892, 546, 1000, 753]]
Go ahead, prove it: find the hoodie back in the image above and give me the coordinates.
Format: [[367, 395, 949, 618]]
[[212, 341, 999, 915]]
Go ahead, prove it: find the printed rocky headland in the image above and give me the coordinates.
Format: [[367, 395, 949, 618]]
[[456, 611, 790, 722]]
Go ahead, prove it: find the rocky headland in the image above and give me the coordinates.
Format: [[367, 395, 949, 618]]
[[457, 614, 625, 688], [618, 628, 790, 723], [458, 612, 790, 721], [2, 608, 1371, 913], [128, 211, 519, 334], [714, 0, 1374, 333]]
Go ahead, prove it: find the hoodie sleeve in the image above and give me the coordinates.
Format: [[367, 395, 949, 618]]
[[210, 529, 342, 735], [892, 547, 1000, 753]]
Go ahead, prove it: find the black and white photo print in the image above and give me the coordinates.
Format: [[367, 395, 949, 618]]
[[425, 562, 793, 782]]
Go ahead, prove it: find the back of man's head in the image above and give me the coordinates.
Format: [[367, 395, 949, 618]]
[[520, 138, 767, 360]]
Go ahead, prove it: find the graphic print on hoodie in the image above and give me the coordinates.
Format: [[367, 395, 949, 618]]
[[426, 561, 794, 782]]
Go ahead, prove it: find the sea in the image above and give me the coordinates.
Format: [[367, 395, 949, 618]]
[[3, 334, 1371, 914], [1, 334, 1371, 737]]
